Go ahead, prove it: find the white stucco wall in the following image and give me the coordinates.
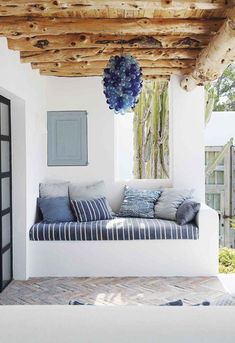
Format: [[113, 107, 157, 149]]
[[0, 37, 205, 279], [45, 75, 205, 207], [0, 38, 46, 279], [170, 76, 205, 201]]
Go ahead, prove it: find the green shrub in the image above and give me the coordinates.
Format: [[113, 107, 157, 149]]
[[219, 248, 235, 273]]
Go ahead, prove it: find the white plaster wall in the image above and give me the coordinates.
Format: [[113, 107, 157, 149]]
[[45, 77, 172, 211], [45, 75, 205, 208], [0, 37, 206, 279], [0, 38, 46, 279], [170, 76, 205, 201]]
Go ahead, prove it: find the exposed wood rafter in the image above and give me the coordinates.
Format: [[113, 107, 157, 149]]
[[0, 17, 223, 38], [0, 1, 234, 79], [31, 60, 195, 70], [20, 48, 200, 63], [181, 17, 235, 91], [0, 1, 234, 16], [39, 67, 189, 75], [7, 34, 211, 51]]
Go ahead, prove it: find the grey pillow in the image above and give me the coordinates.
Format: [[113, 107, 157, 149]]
[[176, 200, 200, 225], [69, 180, 106, 200], [39, 182, 69, 198], [69, 180, 114, 214], [155, 188, 193, 221]]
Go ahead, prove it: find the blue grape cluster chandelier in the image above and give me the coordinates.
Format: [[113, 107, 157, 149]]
[[103, 55, 143, 114]]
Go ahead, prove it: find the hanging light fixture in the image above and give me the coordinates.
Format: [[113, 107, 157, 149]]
[[103, 55, 143, 114]]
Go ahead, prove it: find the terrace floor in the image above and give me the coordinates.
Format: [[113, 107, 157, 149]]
[[0, 276, 235, 306]]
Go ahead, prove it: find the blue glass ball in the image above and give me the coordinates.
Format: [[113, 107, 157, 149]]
[[103, 54, 142, 114]]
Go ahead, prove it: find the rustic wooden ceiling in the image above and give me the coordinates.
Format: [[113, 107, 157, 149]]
[[0, 1, 234, 78]]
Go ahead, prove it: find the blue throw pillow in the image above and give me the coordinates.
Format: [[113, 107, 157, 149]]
[[37, 197, 75, 223], [118, 186, 162, 218], [71, 197, 113, 222], [176, 200, 200, 225]]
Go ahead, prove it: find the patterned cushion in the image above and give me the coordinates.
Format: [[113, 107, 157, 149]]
[[71, 197, 113, 222], [37, 197, 75, 223], [176, 200, 200, 225], [118, 186, 162, 218], [155, 188, 193, 221]]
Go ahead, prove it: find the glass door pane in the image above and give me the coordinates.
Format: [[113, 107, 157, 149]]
[[1, 177, 10, 211], [1, 141, 10, 173], [0, 95, 12, 292], [0, 103, 9, 136], [2, 249, 11, 288], [2, 213, 11, 248]]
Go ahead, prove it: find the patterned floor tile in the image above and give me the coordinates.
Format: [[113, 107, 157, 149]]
[[0, 277, 232, 305]]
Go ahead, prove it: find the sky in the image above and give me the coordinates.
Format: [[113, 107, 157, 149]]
[[205, 111, 235, 146]]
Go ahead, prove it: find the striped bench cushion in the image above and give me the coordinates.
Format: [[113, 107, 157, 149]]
[[29, 218, 199, 241]]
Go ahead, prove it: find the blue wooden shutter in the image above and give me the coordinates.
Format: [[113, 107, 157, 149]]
[[47, 111, 88, 166]]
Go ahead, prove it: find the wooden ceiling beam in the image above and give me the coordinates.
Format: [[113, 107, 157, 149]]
[[39, 67, 190, 77], [39, 70, 171, 81], [31, 59, 195, 70], [7, 34, 211, 51], [0, 1, 233, 13], [20, 48, 200, 63], [0, 17, 224, 38], [181, 17, 235, 91], [39, 67, 189, 75]]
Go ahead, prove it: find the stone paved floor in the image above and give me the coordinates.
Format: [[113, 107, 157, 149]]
[[0, 276, 232, 305]]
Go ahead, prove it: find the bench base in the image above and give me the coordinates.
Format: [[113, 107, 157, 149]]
[[28, 239, 218, 277]]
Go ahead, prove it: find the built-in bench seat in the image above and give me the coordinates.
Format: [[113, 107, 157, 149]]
[[30, 217, 199, 241]]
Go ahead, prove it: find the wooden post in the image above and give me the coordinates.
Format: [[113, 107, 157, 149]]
[[181, 17, 235, 91]]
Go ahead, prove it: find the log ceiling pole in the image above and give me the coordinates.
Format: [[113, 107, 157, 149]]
[[0, 17, 223, 38], [31, 60, 195, 70], [181, 17, 235, 91], [0, 1, 233, 79], [39, 70, 171, 80], [39, 67, 190, 75], [20, 48, 200, 63], [0, 1, 234, 16], [7, 34, 211, 51]]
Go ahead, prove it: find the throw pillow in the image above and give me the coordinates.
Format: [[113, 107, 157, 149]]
[[176, 200, 200, 225], [71, 197, 113, 222], [155, 188, 193, 221], [39, 181, 69, 198], [118, 186, 162, 218], [69, 180, 113, 214], [37, 197, 75, 223]]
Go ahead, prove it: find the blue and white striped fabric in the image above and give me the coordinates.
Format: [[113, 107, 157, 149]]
[[29, 217, 199, 241], [71, 197, 113, 222]]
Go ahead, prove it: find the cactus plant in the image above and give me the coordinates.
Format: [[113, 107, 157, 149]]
[[205, 83, 217, 125], [133, 80, 169, 179]]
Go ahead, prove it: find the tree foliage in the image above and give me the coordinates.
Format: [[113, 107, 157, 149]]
[[206, 63, 235, 112], [219, 247, 235, 273]]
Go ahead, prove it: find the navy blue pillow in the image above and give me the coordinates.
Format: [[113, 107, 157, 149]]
[[118, 186, 162, 218], [71, 197, 113, 222], [176, 200, 200, 225], [37, 197, 75, 223]]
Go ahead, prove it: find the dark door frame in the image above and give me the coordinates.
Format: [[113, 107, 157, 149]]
[[0, 95, 13, 292]]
